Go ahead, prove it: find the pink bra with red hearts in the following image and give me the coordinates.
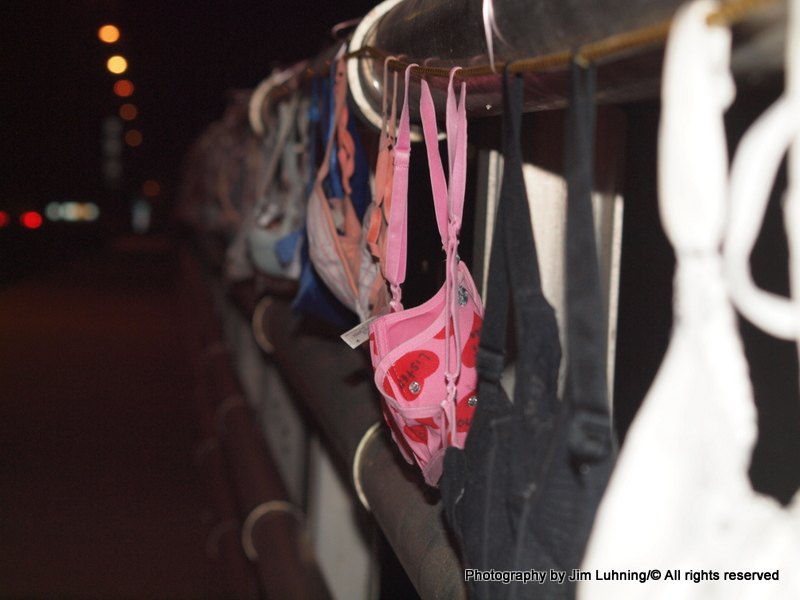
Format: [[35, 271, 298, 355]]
[[369, 67, 484, 487]]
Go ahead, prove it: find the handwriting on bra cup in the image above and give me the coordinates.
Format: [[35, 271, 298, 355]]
[[403, 423, 429, 444], [390, 350, 440, 401]]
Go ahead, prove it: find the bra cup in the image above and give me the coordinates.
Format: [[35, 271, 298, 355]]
[[372, 262, 483, 485], [306, 185, 359, 310]]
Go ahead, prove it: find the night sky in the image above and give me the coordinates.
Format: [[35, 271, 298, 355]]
[[4, 0, 377, 213]]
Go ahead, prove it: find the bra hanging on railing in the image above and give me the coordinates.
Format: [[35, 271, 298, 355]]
[[223, 93, 299, 281], [245, 94, 306, 278], [369, 66, 485, 487], [440, 57, 616, 599], [580, 1, 800, 597], [440, 66, 564, 600], [306, 57, 387, 322], [361, 55, 400, 318], [291, 53, 364, 330]]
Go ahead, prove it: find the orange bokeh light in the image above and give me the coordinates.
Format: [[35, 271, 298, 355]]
[[143, 180, 160, 197], [20, 211, 43, 229], [114, 80, 134, 97], [107, 56, 128, 75], [98, 25, 120, 43], [125, 130, 142, 147], [119, 103, 137, 120]]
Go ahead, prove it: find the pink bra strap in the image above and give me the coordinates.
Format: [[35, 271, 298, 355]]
[[420, 68, 469, 414], [385, 64, 417, 309], [446, 71, 458, 184], [420, 71, 468, 250], [446, 70, 468, 239], [385, 65, 399, 212], [444, 69, 468, 425], [420, 81, 450, 244]]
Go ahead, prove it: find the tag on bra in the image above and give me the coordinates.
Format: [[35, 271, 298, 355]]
[[341, 316, 378, 348]]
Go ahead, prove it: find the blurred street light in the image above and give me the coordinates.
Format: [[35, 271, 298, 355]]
[[125, 129, 142, 147], [98, 25, 120, 43], [113, 80, 134, 97], [107, 55, 128, 74], [119, 103, 137, 120], [20, 211, 43, 229]]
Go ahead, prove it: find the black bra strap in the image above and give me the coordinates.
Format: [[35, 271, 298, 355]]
[[476, 69, 551, 385], [564, 60, 614, 462]]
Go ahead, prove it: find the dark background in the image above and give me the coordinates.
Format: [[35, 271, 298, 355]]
[[3, 0, 799, 508], [3, 0, 377, 216]]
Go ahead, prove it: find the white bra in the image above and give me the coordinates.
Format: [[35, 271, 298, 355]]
[[579, 1, 800, 598]]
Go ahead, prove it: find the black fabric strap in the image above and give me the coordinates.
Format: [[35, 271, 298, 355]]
[[564, 61, 613, 462], [502, 73, 545, 302], [442, 63, 617, 600], [476, 70, 551, 381]]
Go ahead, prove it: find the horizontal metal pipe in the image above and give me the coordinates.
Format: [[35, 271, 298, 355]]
[[256, 297, 468, 600], [204, 328, 333, 600], [181, 248, 333, 600], [375, 0, 684, 62], [181, 247, 262, 600], [359, 433, 468, 600], [198, 441, 261, 600], [256, 301, 381, 468], [221, 403, 331, 600], [196, 404, 261, 600], [347, 0, 786, 128]]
